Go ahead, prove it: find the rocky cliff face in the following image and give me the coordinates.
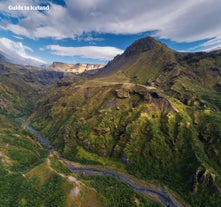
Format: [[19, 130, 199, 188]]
[[46, 62, 104, 74]]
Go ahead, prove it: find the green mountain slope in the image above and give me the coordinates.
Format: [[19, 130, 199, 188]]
[[0, 61, 160, 207], [0, 62, 66, 117], [28, 37, 221, 206], [0, 62, 68, 206], [98, 36, 176, 83]]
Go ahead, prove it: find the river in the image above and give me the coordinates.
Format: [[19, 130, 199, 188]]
[[19, 118, 183, 207]]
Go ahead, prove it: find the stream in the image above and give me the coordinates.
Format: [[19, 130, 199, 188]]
[[19, 118, 182, 207]]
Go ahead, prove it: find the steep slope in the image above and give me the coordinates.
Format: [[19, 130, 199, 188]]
[[0, 61, 159, 207], [0, 62, 66, 117], [97, 36, 176, 83], [1, 116, 154, 207], [29, 37, 221, 206], [97, 37, 221, 112]]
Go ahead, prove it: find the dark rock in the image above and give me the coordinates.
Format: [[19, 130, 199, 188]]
[[163, 61, 177, 72], [121, 156, 129, 164], [57, 81, 72, 87], [193, 166, 220, 194], [214, 83, 221, 92], [0, 64, 5, 71], [210, 67, 221, 76], [61, 102, 67, 107], [150, 92, 160, 98]]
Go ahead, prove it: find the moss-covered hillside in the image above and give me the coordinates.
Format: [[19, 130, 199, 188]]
[[29, 37, 221, 206], [0, 61, 160, 207]]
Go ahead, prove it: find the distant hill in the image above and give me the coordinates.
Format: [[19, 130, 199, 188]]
[[97, 36, 174, 81], [0, 62, 66, 116], [46, 62, 104, 74]]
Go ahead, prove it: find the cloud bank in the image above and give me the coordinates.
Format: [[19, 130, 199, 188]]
[[1, 0, 221, 63], [0, 38, 46, 66], [1, 0, 221, 44], [45, 45, 123, 60]]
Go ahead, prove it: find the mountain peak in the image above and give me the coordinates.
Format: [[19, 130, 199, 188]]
[[100, 36, 174, 80], [124, 36, 168, 56]]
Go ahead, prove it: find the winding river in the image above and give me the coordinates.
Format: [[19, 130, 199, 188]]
[[19, 118, 183, 207]]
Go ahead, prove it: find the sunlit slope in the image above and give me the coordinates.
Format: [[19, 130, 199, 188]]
[[29, 37, 221, 206]]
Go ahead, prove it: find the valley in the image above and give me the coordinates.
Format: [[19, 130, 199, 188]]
[[0, 37, 221, 206], [21, 118, 181, 207]]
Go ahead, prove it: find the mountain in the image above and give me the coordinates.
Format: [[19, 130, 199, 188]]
[[0, 61, 159, 207], [97, 37, 221, 110], [1, 37, 221, 206], [97, 36, 175, 82], [46, 62, 104, 74], [28, 37, 221, 206]]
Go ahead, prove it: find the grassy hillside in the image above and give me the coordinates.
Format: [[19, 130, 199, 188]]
[[29, 81, 221, 205], [0, 61, 161, 207], [29, 37, 221, 206], [0, 116, 156, 207], [0, 117, 160, 207], [0, 62, 66, 117]]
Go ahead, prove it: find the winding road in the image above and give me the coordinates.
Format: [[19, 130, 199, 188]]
[[19, 118, 183, 207]]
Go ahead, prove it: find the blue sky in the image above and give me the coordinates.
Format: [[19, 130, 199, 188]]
[[0, 0, 221, 66]]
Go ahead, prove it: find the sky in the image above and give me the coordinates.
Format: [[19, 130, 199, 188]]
[[0, 0, 221, 66]]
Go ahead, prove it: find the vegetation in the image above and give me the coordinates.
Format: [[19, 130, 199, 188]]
[[28, 37, 221, 206], [0, 118, 68, 206], [49, 155, 71, 175], [79, 175, 162, 207], [0, 166, 71, 207], [1, 36, 221, 206]]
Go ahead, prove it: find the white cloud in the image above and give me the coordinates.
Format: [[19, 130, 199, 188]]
[[154, 0, 221, 42], [187, 34, 221, 52], [45, 45, 123, 60], [0, 37, 46, 66], [1, 0, 221, 49], [13, 35, 24, 40]]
